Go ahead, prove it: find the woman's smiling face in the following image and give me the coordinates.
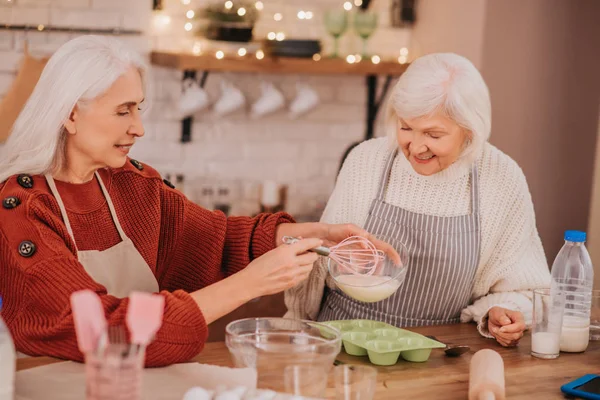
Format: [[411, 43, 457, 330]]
[[396, 112, 470, 176]]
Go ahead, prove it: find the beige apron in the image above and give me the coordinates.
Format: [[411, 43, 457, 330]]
[[45, 172, 159, 298]]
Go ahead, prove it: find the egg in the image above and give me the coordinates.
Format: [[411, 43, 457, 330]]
[[183, 387, 212, 400], [214, 386, 248, 400], [243, 390, 277, 400]]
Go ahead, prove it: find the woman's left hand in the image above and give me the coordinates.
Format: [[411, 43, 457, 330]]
[[488, 306, 526, 347]]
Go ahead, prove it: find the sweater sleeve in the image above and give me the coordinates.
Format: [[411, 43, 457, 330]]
[[460, 167, 551, 338], [0, 211, 207, 367], [156, 181, 295, 293]]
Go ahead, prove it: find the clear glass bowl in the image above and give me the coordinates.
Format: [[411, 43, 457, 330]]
[[328, 235, 409, 303], [225, 318, 342, 391]]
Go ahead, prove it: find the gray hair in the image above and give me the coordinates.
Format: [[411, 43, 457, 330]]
[[385, 53, 491, 164], [0, 35, 149, 182]]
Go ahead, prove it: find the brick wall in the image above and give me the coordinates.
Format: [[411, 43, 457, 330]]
[[0, 0, 410, 219]]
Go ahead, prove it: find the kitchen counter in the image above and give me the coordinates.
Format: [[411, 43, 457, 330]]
[[18, 323, 597, 399]]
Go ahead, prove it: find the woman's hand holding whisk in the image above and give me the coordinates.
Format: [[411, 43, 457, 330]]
[[276, 222, 400, 264]]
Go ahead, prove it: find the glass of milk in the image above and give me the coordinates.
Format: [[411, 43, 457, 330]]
[[531, 288, 565, 359], [329, 235, 408, 303]]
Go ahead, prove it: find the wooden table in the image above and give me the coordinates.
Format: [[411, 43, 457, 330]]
[[17, 323, 598, 399]]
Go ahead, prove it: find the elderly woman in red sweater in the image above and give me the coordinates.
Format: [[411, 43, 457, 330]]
[[0, 36, 378, 366]]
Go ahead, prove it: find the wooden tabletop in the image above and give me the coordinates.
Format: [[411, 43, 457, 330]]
[[17, 323, 598, 399], [150, 51, 409, 76]]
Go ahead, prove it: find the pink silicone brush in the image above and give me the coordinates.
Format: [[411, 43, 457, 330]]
[[70, 290, 107, 354], [126, 292, 165, 352]]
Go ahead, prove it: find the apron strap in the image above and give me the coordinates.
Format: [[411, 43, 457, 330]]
[[375, 148, 398, 201], [44, 174, 78, 251], [95, 171, 127, 241], [45, 172, 128, 250], [470, 164, 480, 215]]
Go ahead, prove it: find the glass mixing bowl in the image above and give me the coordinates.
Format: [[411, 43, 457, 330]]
[[328, 235, 409, 303], [225, 318, 342, 392]]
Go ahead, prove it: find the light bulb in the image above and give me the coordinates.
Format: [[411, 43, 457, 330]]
[[400, 47, 409, 56], [305, 11, 313, 19], [274, 13, 283, 21], [186, 10, 195, 18], [181, 0, 191, 4], [237, 7, 246, 16], [354, 0, 363, 6], [398, 55, 408, 64], [184, 22, 193, 31], [313, 53, 321, 61], [276, 32, 285, 41], [255, 1, 264, 10], [267, 32, 276, 40], [216, 50, 225, 59], [346, 55, 356, 64], [256, 50, 265, 60], [343, 2, 353, 11], [192, 43, 202, 55], [238, 48, 247, 56], [297, 10, 306, 20], [225, 1, 233, 10], [371, 55, 381, 64]]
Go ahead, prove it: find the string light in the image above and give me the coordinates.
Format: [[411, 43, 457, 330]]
[[297, 11, 306, 20], [237, 7, 246, 16], [216, 50, 225, 59], [313, 53, 321, 61], [267, 32, 276, 40], [371, 55, 381, 64], [343, 2, 353, 11], [354, 54, 362, 63], [184, 22, 193, 31], [400, 47, 409, 56], [186, 10, 195, 19], [354, 0, 363, 5], [225, 1, 233, 10], [37, 24, 45, 31], [305, 11, 313, 19], [256, 50, 265, 60], [255, 1, 264, 10], [398, 55, 408, 64], [192, 42, 202, 55], [153, 14, 171, 29], [346, 55, 356, 64], [274, 13, 283, 21], [237, 48, 247, 56], [276, 32, 285, 41]]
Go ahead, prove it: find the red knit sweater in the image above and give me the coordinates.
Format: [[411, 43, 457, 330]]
[[0, 159, 293, 367]]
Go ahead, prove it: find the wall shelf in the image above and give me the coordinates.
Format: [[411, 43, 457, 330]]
[[150, 51, 409, 76]]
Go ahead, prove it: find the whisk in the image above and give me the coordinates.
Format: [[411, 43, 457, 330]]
[[282, 235, 385, 276]]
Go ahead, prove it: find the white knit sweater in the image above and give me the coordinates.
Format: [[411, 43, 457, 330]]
[[285, 138, 551, 337]]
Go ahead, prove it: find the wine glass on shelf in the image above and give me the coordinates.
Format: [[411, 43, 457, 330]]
[[324, 10, 349, 58], [354, 10, 378, 58]]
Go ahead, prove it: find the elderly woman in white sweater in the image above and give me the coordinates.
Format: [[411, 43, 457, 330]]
[[285, 53, 551, 347]]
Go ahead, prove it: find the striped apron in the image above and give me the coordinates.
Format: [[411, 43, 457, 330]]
[[318, 149, 481, 327]]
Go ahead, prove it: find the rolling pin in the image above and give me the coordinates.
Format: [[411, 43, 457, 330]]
[[469, 349, 506, 400]]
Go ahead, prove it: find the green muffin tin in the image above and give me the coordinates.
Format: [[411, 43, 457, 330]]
[[323, 319, 445, 366]]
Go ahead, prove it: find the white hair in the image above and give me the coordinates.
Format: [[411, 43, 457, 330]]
[[385, 53, 491, 164], [0, 35, 150, 183]]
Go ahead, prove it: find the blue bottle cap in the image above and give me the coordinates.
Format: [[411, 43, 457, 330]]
[[565, 230, 586, 242]]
